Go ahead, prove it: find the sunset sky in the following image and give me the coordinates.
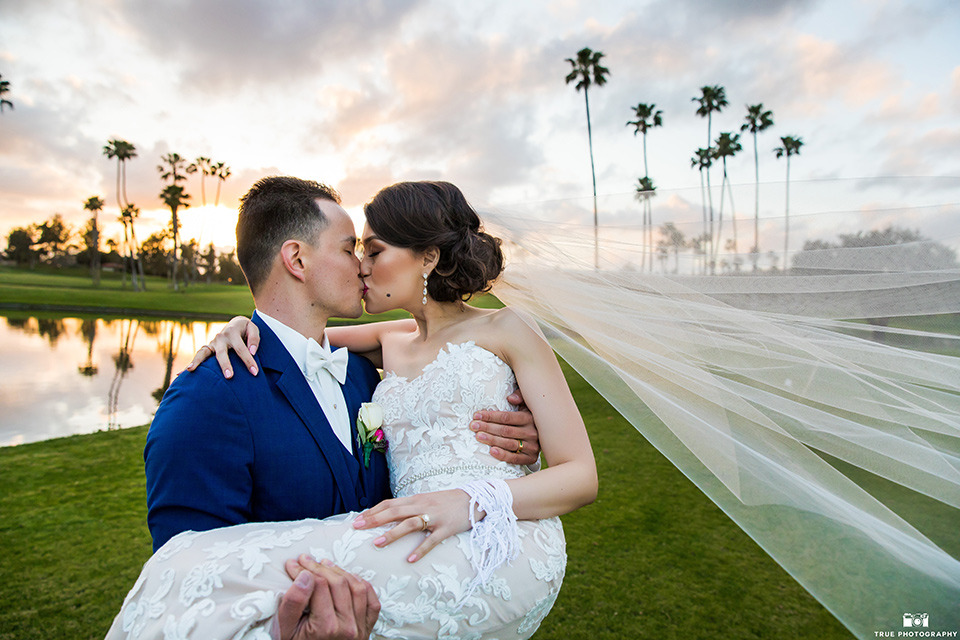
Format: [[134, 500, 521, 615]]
[[1, 0, 958, 254]]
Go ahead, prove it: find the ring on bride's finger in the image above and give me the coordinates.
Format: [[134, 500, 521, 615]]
[[516, 439, 524, 454], [200, 344, 213, 353], [418, 514, 431, 531]]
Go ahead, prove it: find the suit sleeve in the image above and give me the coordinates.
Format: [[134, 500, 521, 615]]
[[145, 363, 256, 551]]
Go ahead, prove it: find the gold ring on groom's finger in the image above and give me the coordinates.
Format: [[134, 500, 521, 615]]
[[516, 439, 524, 454], [418, 514, 431, 531]]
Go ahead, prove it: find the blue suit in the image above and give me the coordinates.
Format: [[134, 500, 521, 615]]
[[145, 312, 391, 551]]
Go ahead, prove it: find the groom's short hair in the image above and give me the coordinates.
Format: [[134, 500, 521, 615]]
[[236, 176, 342, 294]]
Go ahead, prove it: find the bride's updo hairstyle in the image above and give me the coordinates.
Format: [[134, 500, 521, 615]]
[[364, 181, 504, 303]]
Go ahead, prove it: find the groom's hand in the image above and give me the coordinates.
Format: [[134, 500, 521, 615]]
[[277, 554, 379, 640], [471, 389, 541, 466]]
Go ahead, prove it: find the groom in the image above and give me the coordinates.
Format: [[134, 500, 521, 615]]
[[145, 176, 540, 639]]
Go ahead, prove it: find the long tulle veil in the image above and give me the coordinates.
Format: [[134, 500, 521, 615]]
[[482, 177, 960, 638]]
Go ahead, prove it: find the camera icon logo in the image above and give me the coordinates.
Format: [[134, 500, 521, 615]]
[[902, 612, 929, 628]]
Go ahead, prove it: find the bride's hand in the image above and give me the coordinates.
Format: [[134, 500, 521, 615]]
[[185, 316, 261, 378], [352, 489, 478, 562]]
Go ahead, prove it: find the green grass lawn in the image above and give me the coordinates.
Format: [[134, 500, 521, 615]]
[[0, 266, 854, 638]]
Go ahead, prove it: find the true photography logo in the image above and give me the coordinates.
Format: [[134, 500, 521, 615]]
[[873, 612, 958, 638]]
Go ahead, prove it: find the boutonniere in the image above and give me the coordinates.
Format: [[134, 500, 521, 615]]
[[357, 402, 387, 468]]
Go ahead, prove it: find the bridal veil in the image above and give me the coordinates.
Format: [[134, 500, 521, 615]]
[[483, 177, 960, 638]]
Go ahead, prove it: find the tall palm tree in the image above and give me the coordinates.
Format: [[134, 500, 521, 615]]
[[693, 85, 727, 272], [774, 135, 804, 271], [160, 185, 191, 291], [627, 103, 661, 272], [565, 47, 610, 268], [713, 132, 742, 261], [103, 139, 138, 208], [212, 162, 231, 206], [741, 104, 774, 271], [626, 103, 662, 181], [693, 86, 728, 156], [634, 176, 656, 272], [119, 203, 147, 290], [158, 152, 189, 185], [691, 147, 712, 260], [0, 74, 13, 112], [83, 196, 104, 286], [187, 156, 213, 206], [103, 139, 140, 289]]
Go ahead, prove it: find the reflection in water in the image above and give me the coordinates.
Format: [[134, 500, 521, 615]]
[[37, 317, 67, 345], [77, 319, 98, 377], [152, 322, 182, 404], [107, 319, 139, 429], [0, 315, 228, 446]]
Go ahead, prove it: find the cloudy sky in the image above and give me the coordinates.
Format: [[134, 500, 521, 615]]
[[1, 0, 958, 254]]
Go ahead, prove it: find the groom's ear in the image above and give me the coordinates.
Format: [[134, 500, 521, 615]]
[[279, 239, 307, 283]]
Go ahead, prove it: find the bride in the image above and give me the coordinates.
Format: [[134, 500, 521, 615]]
[[105, 180, 597, 640]]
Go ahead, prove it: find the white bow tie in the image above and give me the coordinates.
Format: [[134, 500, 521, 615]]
[[304, 338, 349, 385]]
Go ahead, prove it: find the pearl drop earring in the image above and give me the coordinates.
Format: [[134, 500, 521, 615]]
[[422, 273, 429, 305]]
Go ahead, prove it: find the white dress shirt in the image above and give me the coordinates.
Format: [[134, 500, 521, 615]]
[[257, 311, 353, 452]]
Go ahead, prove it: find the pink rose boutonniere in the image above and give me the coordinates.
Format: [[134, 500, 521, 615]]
[[357, 402, 387, 468]]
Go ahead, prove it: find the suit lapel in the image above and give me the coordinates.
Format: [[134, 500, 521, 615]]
[[254, 313, 359, 509], [340, 355, 367, 461]]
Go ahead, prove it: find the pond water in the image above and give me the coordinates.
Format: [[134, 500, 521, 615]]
[[0, 314, 228, 447]]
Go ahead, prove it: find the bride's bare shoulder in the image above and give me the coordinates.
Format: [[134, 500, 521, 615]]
[[481, 307, 550, 365], [487, 306, 543, 336]]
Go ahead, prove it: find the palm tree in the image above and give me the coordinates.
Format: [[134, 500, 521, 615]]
[[626, 103, 663, 182], [689, 234, 710, 275], [634, 177, 657, 272], [693, 85, 728, 155], [627, 103, 661, 272], [0, 74, 13, 112], [160, 185, 191, 291], [212, 162, 232, 206], [774, 135, 804, 271], [693, 85, 727, 271], [691, 148, 712, 257], [83, 196, 104, 286], [103, 139, 140, 289], [565, 47, 610, 268], [660, 222, 686, 275], [126, 203, 147, 289], [103, 140, 138, 208], [655, 239, 670, 274], [741, 104, 774, 271], [713, 132, 742, 262], [187, 156, 213, 206], [158, 152, 189, 185]]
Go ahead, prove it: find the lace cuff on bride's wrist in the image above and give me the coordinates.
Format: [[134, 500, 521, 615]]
[[456, 478, 520, 607]]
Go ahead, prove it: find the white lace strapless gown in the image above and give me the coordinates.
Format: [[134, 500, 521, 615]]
[[105, 342, 566, 640]]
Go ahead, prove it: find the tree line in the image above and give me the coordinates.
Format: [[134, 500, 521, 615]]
[[3, 210, 245, 286], [565, 47, 803, 273], [2, 130, 240, 288]]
